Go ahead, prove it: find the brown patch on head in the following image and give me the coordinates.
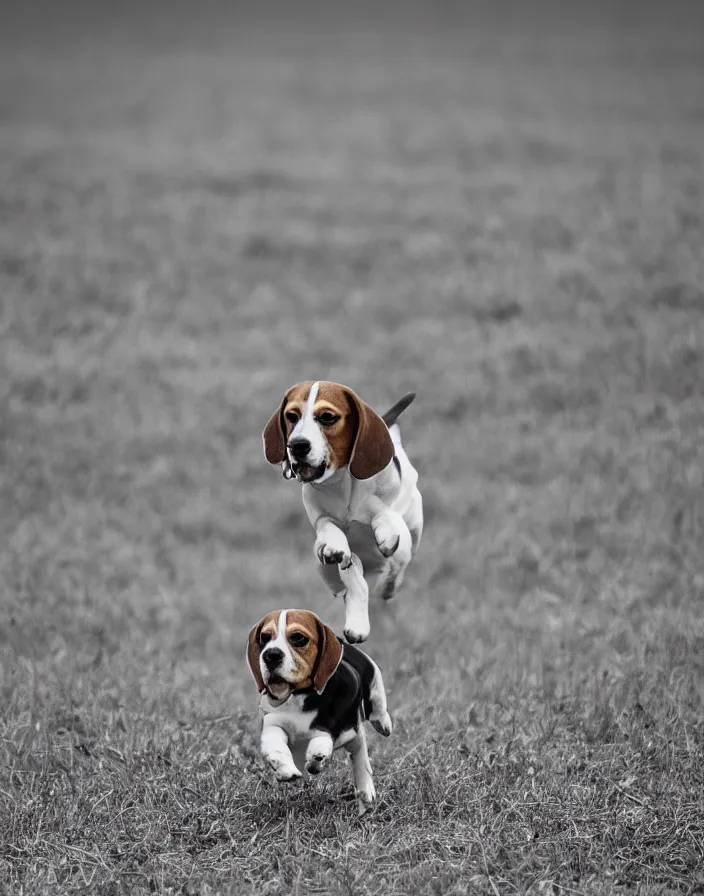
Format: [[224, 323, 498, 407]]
[[285, 609, 343, 693], [281, 609, 322, 688], [317, 383, 395, 479], [262, 382, 314, 465], [312, 382, 358, 471], [246, 609, 280, 692], [311, 614, 343, 693]]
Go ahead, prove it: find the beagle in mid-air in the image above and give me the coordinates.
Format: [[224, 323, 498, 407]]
[[263, 382, 423, 643], [246, 609, 392, 813]]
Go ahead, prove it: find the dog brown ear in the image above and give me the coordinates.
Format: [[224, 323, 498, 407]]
[[246, 621, 266, 692], [312, 619, 343, 694], [345, 388, 395, 480], [262, 396, 287, 465]]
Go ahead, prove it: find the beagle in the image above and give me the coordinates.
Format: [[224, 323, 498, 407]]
[[246, 609, 392, 813], [263, 382, 423, 643]]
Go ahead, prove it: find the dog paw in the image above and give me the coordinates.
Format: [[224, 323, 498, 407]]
[[315, 539, 352, 568], [305, 754, 329, 775], [267, 758, 302, 783], [370, 712, 392, 738], [372, 524, 400, 559], [343, 616, 370, 644], [356, 782, 376, 815]]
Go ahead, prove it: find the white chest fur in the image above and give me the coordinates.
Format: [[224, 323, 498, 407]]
[[259, 693, 357, 751], [260, 693, 316, 743], [303, 461, 405, 527]]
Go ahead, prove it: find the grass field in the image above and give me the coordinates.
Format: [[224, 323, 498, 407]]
[[1, 2, 704, 893]]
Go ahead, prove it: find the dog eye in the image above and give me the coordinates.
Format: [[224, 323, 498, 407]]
[[259, 632, 273, 645], [316, 412, 339, 427], [285, 411, 300, 425], [288, 632, 309, 648]]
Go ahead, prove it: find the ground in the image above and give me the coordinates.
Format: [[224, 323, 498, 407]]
[[1, 2, 703, 893]]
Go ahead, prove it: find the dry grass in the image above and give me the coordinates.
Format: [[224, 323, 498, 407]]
[[1, 2, 704, 893]]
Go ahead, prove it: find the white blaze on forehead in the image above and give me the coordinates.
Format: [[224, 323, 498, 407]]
[[290, 381, 320, 437], [288, 381, 328, 467], [275, 609, 287, 642], [306, 382, 320, 419], [260, 609, 296, 683]]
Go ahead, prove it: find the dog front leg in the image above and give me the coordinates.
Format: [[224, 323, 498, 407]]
[[344, 725, 376, 815], [313, 517, 353, 569], [305, 731, 334, 775], [367, 659, 393, 737], [365, 500, 413, 563], [261, 719, 301, 782], [317, 559, 370, 643], [338, 553, 370, 644]]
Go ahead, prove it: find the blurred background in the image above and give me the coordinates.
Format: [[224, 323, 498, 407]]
[[1, 1, 703, 883]]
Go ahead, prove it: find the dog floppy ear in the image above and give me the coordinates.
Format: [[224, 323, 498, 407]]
[[345, 388, 395, 480], [262, 396, 287, 465], [246, 621, 266, 692], [312, 618, 343, 694]]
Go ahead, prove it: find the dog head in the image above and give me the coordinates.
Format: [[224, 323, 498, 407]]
[[262, 381, 394, 483], [246, 609, 343, 700]]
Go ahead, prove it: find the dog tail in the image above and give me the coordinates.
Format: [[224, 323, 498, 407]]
[[381, 392, 416, 428]]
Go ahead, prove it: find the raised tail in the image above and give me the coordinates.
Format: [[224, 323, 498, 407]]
[[381, 392, 416, 428]]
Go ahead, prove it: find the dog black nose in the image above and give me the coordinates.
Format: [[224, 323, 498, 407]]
[[288, 437, 311, 459], [263, 647, 284, 670]]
